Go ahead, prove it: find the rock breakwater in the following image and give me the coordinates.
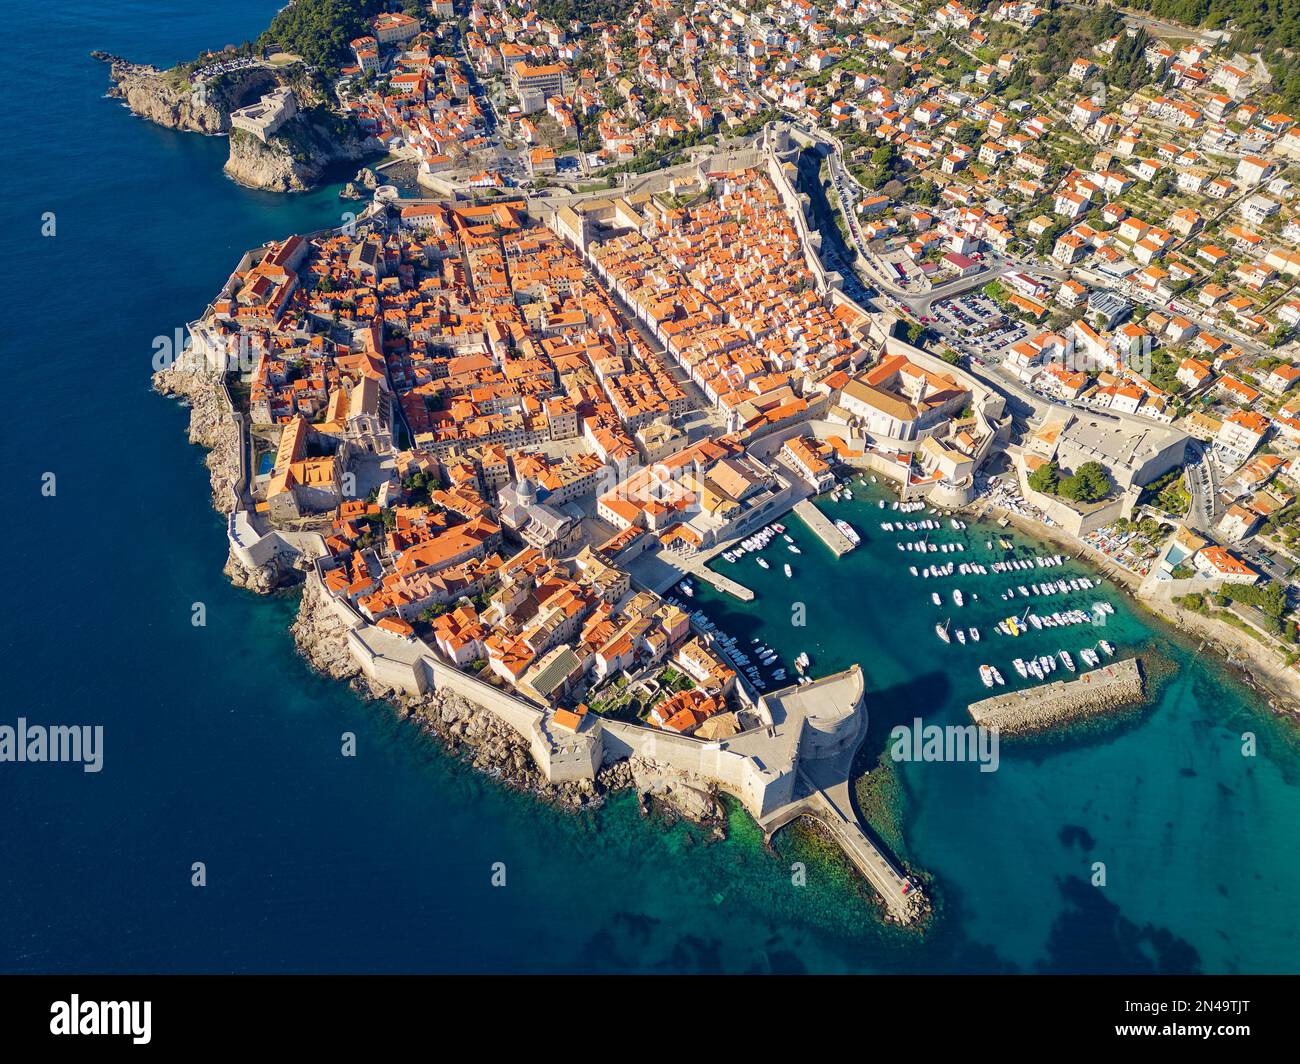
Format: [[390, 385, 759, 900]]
[[968, 657, 1146, 735]]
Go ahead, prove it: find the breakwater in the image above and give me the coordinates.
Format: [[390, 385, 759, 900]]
[[793, 499, 854, 556], [968, 658, 1146, 734]]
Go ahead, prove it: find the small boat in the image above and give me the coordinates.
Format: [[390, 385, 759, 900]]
[[990, 666, 1005, 686], [956, 629, 967, 645], [783, 563, 793, 578], [909, 566, 918, 576], [953, 589, 964, 607], [969, 627, 980, 642], [931, 592, 942, 606], [1098, 640, 1115, 656], [757, 557, 769, 569], [1013, 658, 1028, 679], [936, 620, 951, 644], [979, 664, 995, 688], [1059, 650, 1075, 672], [788, 544, 801, 554]]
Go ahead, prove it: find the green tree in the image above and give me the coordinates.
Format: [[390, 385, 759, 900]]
[[1028, 460, 1060, 494]]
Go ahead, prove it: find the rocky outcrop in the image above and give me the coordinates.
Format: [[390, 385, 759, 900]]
[[628, 757, 725, 828], [224, 112, 378, 192], [95, 53, 286, 135], [152, 360, 241, 512], [97, 52, 371, 192], [291, 574, 363, 683]]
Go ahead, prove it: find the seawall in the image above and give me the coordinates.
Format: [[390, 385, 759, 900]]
[[968, 657, 1146, 734]]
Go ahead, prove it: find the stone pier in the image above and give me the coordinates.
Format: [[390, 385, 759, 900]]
[[793, 500, 855, 556], [968, 657, 1145, 734]]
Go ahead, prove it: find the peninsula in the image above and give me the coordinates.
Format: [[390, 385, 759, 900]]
[[149, 0, 1300, 924]]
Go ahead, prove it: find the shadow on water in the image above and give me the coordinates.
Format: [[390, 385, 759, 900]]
[[1037, 877, 1202, 974]]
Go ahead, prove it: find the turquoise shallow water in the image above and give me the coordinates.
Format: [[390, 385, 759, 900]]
[[688, 481, 1300, 973], [2, 0, 1297, 974]]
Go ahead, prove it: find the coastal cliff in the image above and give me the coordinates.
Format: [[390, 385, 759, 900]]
[[95, 54, 276, 134], [96, 53, 375, 192], [151, 359, 241, 511], [224, 113, 377, 192]]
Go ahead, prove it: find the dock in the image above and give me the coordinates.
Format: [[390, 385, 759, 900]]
[[678, 555, 755, 601], [968, 657, 1145, 734], [793, 500, 854, 556]]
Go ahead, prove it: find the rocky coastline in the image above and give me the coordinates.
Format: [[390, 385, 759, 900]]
[[96, 52, 377, 192], [95, 53, 236, 134], [151, 359, 241, 511], [224, 115, 379, 193]]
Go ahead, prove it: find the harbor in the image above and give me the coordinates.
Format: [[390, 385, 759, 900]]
[[968, 658, 1147, 734]]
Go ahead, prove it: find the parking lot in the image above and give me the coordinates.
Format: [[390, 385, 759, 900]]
[[927, 293, 1027, 360]]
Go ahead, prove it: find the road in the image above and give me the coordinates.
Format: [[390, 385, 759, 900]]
[[1184, 438, 1219, 532], [812, 131, 1065, 315]]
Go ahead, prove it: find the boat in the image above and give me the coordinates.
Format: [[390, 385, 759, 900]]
[[1013, 658, 1028, 679], [833, 519, 861, 546], [1098, 640, 1115, 656], [936, 620, 951, 644], [909, 566, 918, 576], [991, 666, 1005, 686], [1059, 650, 1075, 672], [788, 544, 801, 554], [969, 627, 980, 642], [979, 665, 994, 688], [773, 523, 785, 533], [783, 534, 794, 543], [931, 592, 942, 606], [757, 557, 769, 569], [953, 589, 964, 607], [783, 563, 793, 578], [956, 629, 967, 645]]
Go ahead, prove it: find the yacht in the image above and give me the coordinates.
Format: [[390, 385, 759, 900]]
[[1098, 640, 1115, 656], [936, 620, 951, 644], [1059, 650, 1075, 672]]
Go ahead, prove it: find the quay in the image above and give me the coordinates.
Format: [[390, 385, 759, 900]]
[[793, 500, 854, 557], [678, 554, 755, 601], [968, 657, 1145, 735]]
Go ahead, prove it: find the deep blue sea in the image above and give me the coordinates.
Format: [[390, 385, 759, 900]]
[[2, 0, 1298, 974]]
